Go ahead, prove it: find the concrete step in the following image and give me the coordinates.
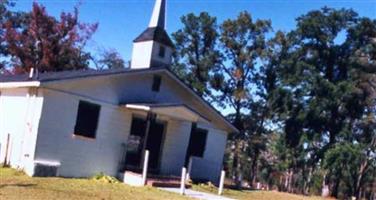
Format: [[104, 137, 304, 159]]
[[147, 178, 191, 188], [122, 171, 191, 188]]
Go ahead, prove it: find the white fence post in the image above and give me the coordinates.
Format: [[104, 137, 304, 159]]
[[218, 170, 225, 195], [142, 150, 150, 186], [180, 167, 187, 195]]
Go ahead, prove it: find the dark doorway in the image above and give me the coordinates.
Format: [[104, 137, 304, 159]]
[[124, 117, 165, 172], [124, 118, 147, 168], [145, 121, 165, 170], [184, 123, 208, 166]]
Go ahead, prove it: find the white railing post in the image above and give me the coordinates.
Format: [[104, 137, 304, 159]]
[[186, 156, 193, 181], [180, 167, 187, 195], [142, 150, 150, 186], [218, 170, 225, 195]]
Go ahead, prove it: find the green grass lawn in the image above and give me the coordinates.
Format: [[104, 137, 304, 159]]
[[1, 167, 330, 200], [0, 167, 189, 200], [192, 183, 330, 200]]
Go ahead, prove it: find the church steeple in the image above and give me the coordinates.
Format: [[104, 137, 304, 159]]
[[149, 0, 166, 28], [130, 0, 174, 69]]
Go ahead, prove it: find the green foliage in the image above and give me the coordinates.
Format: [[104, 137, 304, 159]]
[[265, 7, 375, 198], [173, 12, 273, 188], [174, 6, 375, 199], [323, 143, 359, 198], [308, 171, 324, 196], [172, 12, 220, 97]]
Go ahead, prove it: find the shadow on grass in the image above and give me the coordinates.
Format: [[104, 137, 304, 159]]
[[0, 183, 37, 188]]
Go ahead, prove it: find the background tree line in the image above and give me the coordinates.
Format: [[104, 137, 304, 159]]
[[1, 1, 375, 199], [171, 8, 375, 200]]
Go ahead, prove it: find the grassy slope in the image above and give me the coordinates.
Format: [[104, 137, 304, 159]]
[[192, 184, 330, 200], [1, 167, 331, 200], [0, 167, 188, 200]]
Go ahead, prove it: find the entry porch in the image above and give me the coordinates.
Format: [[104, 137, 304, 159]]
[[118, 103, 220, 187]]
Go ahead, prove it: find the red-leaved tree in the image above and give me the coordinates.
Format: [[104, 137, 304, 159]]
[[3, 2, 98, 74]]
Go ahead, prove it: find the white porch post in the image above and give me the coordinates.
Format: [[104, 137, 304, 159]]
[[180, 167, 187, 195], [218, 170, 226, 195], [142, 150, 150, 186], [141, 113, 153, 163], [186, 156, 193, 181]]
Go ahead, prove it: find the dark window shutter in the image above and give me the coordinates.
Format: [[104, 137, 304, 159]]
[[74, 101, 101, 139], [152, 75, 162, 92], [184, 124, 208, 166], [158, 46, 166, 58]]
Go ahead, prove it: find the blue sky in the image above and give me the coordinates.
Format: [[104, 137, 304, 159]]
[[13, 0, 376, 62]]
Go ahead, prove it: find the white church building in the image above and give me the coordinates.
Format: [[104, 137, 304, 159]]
[[0, 0, 238, 185]]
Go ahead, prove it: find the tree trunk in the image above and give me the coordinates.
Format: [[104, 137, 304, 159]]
[[288, 170, 294, 193], [355, 159, 368, 200], [285, 169, 293, 193], [232, 103, 243, 189], [251, 150, 260, 187], [332, 174, 341, 198], [322, 173, 330, 198], [232, 140, 242, 189], [235, 159, 242, 189], [284, 171, 289, 191], [279, 175, 283, 191], [304, 167, 313, 195]]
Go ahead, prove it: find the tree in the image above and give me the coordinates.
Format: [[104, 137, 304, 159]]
[[0, 0, 28, 73], [323, 142, 375, 199], [93, 48, 127, 70], [0, 0, 11, 62], [3, 2, 97, 74], [172, 12, 220, 97], [172, 7, 375, 196], [211, 11, 271, 187], [173, 11, 274, 188], [346, 17, 376, 199], [268, 7, 376, 197]]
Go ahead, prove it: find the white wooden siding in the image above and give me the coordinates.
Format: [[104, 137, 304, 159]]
[[192, 124, 228, 183], [1, 71, 230, 182], [0, 88, 43, 175], [159, 119, 191, 176], [34, 89, 132, 177], [38, 73, 229, 181]]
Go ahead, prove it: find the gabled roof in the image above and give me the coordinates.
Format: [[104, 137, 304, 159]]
[[0, 68, 161, 83], [0, 68, 238, 133], [133, 27, 174, 48]]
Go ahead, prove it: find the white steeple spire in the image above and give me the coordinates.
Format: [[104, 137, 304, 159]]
[[149, 0, 166, 28], [131, 0, 173, 69]]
